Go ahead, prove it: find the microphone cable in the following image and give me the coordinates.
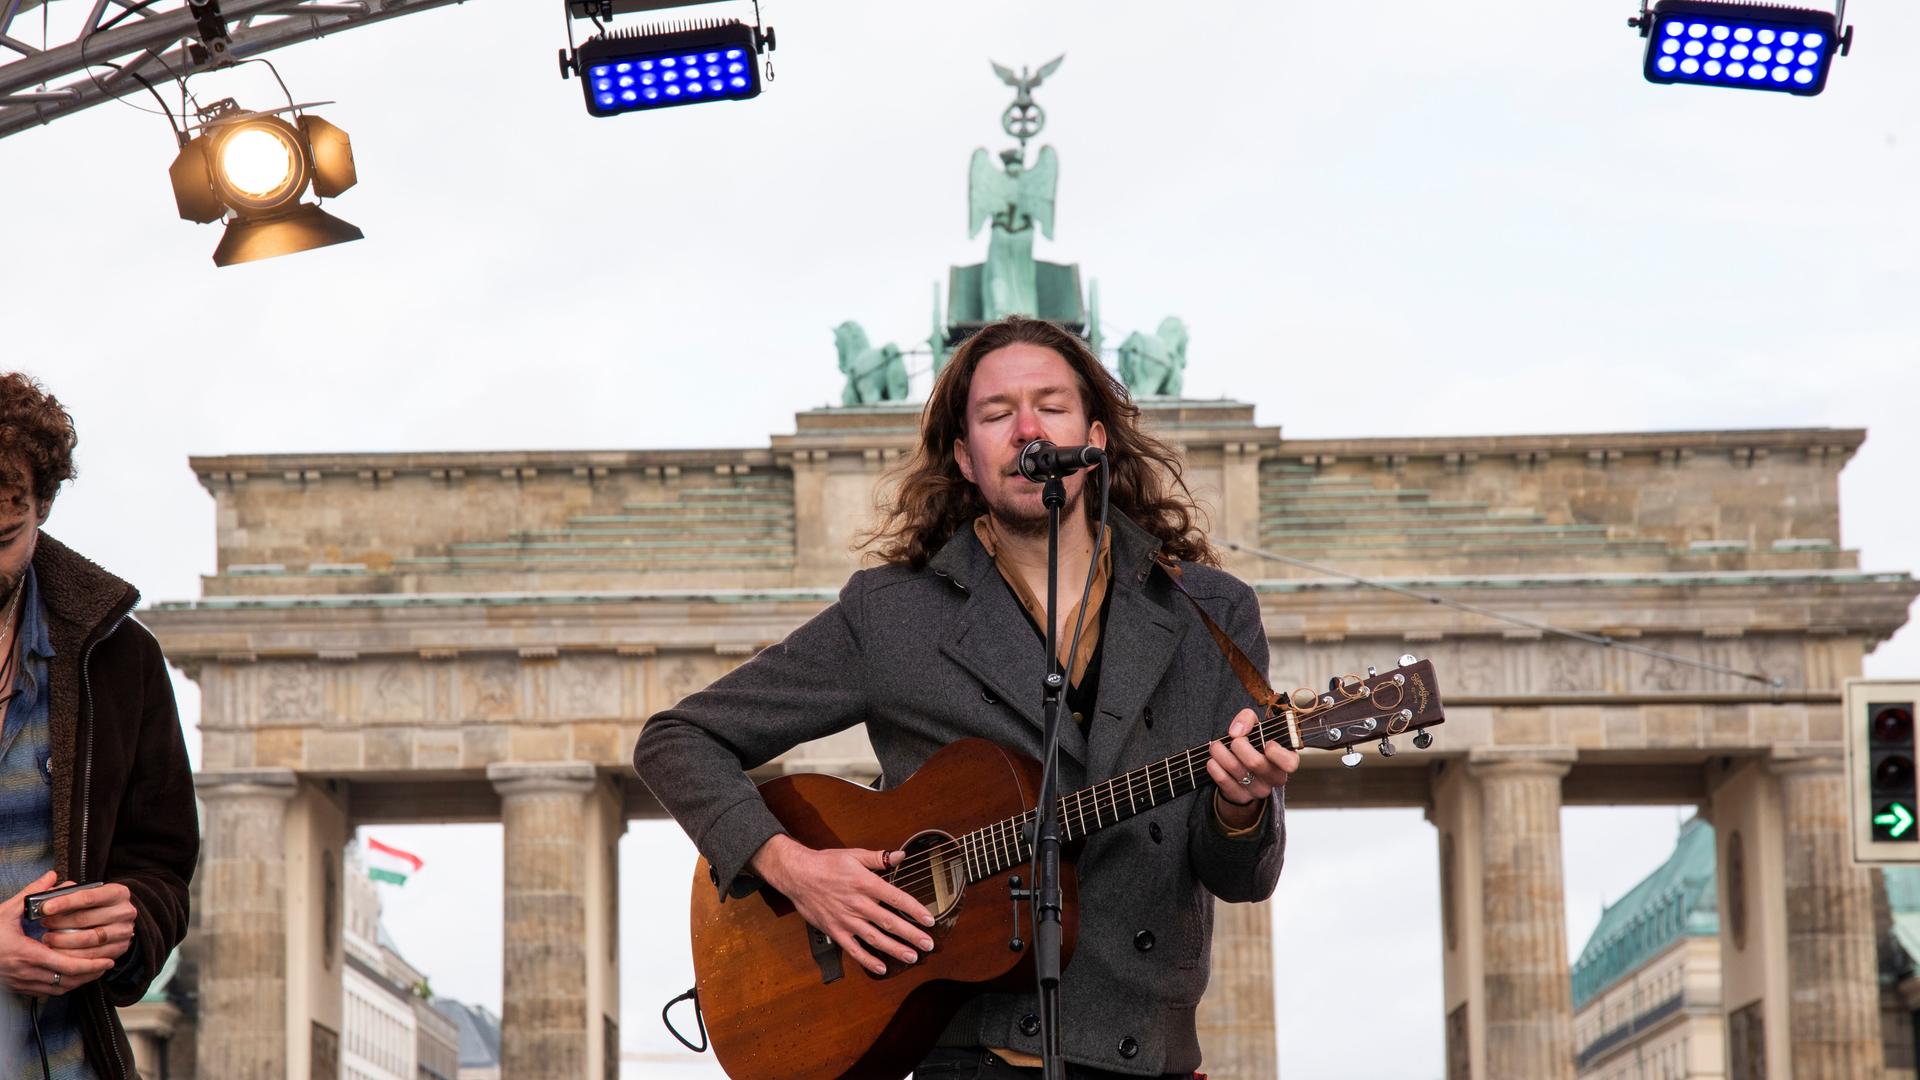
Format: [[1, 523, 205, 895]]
[[30, 996, 50, 1080]]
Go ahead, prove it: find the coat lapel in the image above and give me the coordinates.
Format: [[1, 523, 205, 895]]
[[1084, 521, 1189, 781], [931, 528, 1091, 766]]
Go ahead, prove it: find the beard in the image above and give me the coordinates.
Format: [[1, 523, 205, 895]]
[[985, 476, 1084, 539]]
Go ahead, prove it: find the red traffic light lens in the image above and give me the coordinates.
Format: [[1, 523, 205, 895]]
[[1874, 706, 1915, 744]]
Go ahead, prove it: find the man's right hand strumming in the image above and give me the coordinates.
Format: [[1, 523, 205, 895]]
[[748, 834, 937, 977]]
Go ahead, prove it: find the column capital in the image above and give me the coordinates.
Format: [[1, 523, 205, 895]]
[[488, 761, 598, 798], [194, 767, 299, 800], [1767, 747, 1846, 778], [1466, 748, 1577, 780]]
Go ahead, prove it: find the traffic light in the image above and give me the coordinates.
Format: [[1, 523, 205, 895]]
[[1846, 679, 1920, 863]]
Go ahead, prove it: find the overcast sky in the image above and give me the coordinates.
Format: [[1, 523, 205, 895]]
[[6, 0, 1920, 1076]]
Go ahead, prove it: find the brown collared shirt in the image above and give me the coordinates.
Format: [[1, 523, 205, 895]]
[[972, 515, 1111, 694]]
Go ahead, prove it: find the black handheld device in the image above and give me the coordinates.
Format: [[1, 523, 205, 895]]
[[23, 880, 105, 934]]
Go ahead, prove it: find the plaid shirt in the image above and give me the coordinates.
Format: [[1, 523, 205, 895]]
[[0, 565, 96, 1079]]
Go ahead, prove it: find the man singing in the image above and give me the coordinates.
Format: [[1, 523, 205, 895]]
[[0, 374, 198, 1078], [633, 315, 1295, 1079]]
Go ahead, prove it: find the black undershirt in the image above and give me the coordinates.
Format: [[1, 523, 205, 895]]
[[998, 572, 1113, 728]]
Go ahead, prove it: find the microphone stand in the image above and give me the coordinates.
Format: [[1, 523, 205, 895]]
[[1030, 472, 1069, 1080]]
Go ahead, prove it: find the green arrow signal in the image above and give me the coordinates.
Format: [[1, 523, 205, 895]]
[[1876, 803, 1915, 838]]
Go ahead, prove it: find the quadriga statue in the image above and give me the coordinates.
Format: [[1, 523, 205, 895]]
[[1117, 316, 1189, 398], [835, 321, 910, 406]]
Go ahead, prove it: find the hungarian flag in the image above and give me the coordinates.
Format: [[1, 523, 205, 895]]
[[367, 838, 424, 886]]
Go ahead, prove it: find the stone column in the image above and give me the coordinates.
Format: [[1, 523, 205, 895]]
[[1216, 442, 1263, 585], [194, 768, 298, 1080], [1469, 752, 1575, 1080], [1196, 897, 1276, 1079], [1429, 760, 1486, 1080], [490, 762, 621, 1079], [1770, 752, 1884, 1078]]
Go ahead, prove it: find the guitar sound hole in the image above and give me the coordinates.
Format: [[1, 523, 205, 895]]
[[891, 829, 967, 924], [865, 829, 967, 980]]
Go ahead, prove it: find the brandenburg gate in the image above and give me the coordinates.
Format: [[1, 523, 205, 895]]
[[147, 401, 1916, 1078]]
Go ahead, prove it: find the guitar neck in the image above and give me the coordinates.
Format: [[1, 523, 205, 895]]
[[955, 715, 1295, 884]]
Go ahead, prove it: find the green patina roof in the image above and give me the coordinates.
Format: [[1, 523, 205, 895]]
[[1571, 816, 1719, 1009]]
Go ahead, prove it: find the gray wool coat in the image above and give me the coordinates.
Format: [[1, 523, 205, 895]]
[[631, 514, 1285, 1077]]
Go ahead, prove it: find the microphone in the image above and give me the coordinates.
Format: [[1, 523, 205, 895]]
[[1018, 440, 1107, 482]]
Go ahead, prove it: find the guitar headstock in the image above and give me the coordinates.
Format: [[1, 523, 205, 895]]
[[1276, 654, 1446, 766]]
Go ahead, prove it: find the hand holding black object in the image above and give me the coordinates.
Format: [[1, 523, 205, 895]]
[[1, 872, 115, 996]]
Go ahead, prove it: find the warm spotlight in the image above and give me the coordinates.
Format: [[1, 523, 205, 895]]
[[169, 108, 363, 266]]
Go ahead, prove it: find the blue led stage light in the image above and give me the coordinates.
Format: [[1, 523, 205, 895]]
[[1633, 0, 1851, 96], [567, 19, 767, 118]]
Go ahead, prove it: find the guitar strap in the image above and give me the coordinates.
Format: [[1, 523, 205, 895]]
[[1157, 557, 1283, 716]]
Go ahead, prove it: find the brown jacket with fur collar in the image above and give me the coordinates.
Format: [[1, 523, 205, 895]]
[[33, 533, 198, 1079]]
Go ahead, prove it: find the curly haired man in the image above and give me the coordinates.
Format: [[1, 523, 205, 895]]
[[0, 374, 197, 1079], [635, 316, 1296, 1079]]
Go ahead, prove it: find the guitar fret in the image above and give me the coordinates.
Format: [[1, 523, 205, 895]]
[[979, 718, 1324, 880]]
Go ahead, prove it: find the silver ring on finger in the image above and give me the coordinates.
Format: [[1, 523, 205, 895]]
[[50, 971, 60, 988], [1239, 774, 1253, 786]]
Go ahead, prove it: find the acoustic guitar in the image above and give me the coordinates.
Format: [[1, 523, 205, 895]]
[[687, 656, 1446, 1080]]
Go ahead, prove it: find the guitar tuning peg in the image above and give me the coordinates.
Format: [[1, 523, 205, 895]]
[[1366, 665, 1377, 678], [1413, 730, 1434, 750], [1377, 737, 1397, 758], [1398, 653, 1418, 668], [1340, 748, 1363, 768]]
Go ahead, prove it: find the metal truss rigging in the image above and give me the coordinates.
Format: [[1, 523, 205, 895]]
[[0, 0, 469, 140]]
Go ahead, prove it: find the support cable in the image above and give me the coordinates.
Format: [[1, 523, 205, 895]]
[[1222, 539, 1787, 691]]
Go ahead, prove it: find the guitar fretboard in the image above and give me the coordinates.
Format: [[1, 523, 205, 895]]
[[954, 715, 1295, 884]]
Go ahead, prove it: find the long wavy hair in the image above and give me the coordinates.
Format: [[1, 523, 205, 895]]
[[860, 316, 1216, 569]]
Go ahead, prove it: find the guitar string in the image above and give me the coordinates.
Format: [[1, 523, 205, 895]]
[[877, 692, 1409, 899], [877, 684, 1395, 894], [879, 707, 1308, 898]]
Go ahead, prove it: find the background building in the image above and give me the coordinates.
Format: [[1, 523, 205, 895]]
[[431, 1000, 503, 1080], [341, 853, 463, 1080], [1572, 818, 1724, 1079]]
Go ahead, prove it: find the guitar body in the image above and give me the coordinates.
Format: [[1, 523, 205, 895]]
[[690, 738, 1080, 1080]]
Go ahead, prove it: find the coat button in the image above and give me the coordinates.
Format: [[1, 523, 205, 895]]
[[1117, 1036, 1139, 1059], [1143, 706, 1154, 729], [1148, 822, 1163, 843], [982, 688, 997, 705], [1019, 1013, 1041, 1037], [1134, 930, 1155, 952], [1071, 711, 1084, 726]]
